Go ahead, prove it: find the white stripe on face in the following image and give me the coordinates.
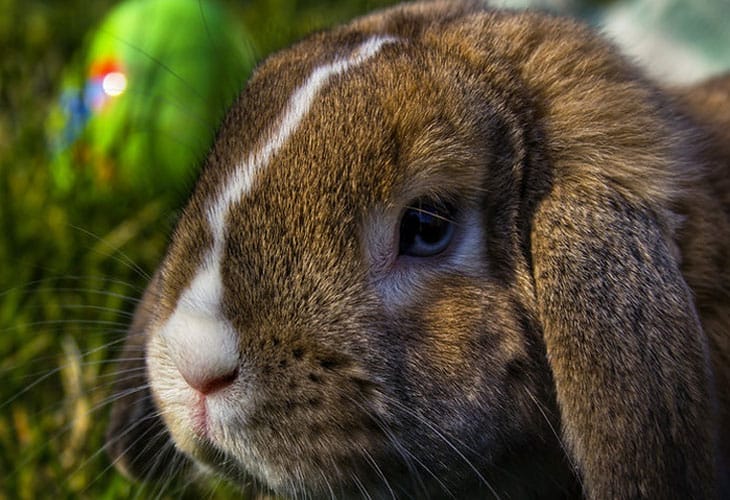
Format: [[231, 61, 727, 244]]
[[159, 36, 398, 384], [207, 35, 398, 247]]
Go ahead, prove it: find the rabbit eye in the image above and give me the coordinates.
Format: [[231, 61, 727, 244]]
[[398, 200, 455, 257]]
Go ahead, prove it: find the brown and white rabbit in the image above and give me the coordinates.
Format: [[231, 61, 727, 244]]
[[106, 1, 730, 498]]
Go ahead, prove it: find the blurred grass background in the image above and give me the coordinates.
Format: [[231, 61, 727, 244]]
[[1, 0, 728, 498]]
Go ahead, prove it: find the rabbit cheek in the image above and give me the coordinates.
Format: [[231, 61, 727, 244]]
[[415, 285, 519, 384], [403, 282, 537, 427], [367, 280, 560, 493]]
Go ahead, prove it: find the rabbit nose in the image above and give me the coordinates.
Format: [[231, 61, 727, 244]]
[[160, 308, 240, 395], [180, 364, 239, 395]]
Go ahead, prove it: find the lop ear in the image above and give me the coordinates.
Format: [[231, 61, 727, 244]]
[[531, 180, 717, 498], [106, 272, 189, 481]]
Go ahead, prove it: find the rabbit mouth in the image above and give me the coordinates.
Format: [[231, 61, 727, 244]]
[[156, 369, 500, 500], [174, 395, 403, 497]]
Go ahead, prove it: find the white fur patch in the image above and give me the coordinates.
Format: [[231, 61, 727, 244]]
[[159, 264, 240, 391], [207, 35, 398, 245], [160, 36, 397, 389]]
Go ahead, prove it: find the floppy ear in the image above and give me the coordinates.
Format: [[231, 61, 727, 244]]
[[531, 179, 717, 498], [106, 272, 189, 480]]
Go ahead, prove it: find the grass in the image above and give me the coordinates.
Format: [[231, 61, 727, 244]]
[[0, 0, 395, 498]]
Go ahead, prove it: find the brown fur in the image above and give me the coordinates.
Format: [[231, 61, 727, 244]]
[[107, 1, 730, 498]]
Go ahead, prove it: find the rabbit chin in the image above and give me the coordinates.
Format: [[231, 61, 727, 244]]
[[146, 378, 375, 497]]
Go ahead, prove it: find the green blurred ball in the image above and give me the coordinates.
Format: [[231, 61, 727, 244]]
[[48, 0, 256, 200]]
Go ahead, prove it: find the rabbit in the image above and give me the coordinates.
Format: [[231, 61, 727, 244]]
[[106, 1, 730, 498]]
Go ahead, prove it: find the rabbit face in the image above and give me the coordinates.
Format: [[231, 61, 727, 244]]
[[145, 34, 565, 497], [108, 2, 730, 498]]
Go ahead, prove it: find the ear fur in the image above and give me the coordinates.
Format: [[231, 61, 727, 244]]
[[532, 180, 715, 498], [503, 13, 721, 499], [106, 273, 189, 481], [423, 11, 723, 497], [355, 6, 723, 495]]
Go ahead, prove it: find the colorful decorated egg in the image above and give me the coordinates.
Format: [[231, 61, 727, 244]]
[[48, 0, 256, 200]]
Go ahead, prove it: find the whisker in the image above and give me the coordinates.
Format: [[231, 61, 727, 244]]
[[1, 318, 130, 331], [15, 302, 136, 318], [7, 358, 139, 399], [350, 471, 373, 500], [68, 224, 153, 282], [148, 436, 186, 500], [0, 275, 144, 299], [0, 331, 131, 374], [381, 394, 501, 499], [361, 446, 397, 500], [317, 461, 337, 500], [1, 286, 143, 305], [89, 409, 178, 497], [7, 379, 154, 483], [347, 396, 440, 499], [94, 364, 148, 382], [1, 336, 133, 407], [523, 386, 584, 489], [101, 29, 207, 105], [70, 396, 161, 488]]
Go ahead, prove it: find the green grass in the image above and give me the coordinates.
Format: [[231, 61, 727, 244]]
[[0, 0, 395, 498]]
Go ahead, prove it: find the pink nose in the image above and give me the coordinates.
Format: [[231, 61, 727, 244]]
[[160, 308, 241, 396], [181, 366, 239, 395]]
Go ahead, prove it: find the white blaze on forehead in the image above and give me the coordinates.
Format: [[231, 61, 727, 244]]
[[207, 35, 399, 246], [160, 36, 398, 382]]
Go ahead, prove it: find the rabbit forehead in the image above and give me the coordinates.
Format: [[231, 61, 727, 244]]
[[155, 35, 402, 315], [207, 35, 400, 247], [232, 46, 489, 235], [160, 32, 493, 322], [255, 41, 490, 197], [221, 53, 493, 317]]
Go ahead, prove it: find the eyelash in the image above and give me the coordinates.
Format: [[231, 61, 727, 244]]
[[398, 198, 457, 258]]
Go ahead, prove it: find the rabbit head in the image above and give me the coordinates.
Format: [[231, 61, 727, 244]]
[[107, 2, 730, 498]]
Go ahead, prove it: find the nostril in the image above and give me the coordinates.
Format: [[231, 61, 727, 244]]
[[182, 366, 239, 395]]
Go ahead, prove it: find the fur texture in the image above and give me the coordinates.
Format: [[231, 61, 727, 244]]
[[107, 1, 730, 498]]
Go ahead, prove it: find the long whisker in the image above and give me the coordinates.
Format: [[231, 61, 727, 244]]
[[317, 461, 337, 500], [381, 394, 501, 499], [1, 286, 143, 304], [0, 319, 131, 336], [69, 224, 153, 282], [15, 302, 136, 318], [68, 390, 160, 487], [100, 29, 208, 105], [523, 386, 584, 489], [8, 380, 152, 482], [360, 446, 397, 500], [0, 332, 130, 374], [0, 338, 132, 409], [350, 471, 373, 500], [0, 275, 144, 299], [8, 354, 140, 396], [349, 397, 445, 499]]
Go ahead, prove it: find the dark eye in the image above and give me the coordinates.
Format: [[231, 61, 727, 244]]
[[398, 200, 455, 257]]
